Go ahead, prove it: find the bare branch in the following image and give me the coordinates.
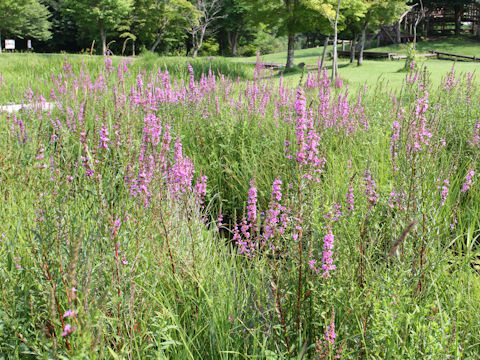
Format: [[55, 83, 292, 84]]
[[188, 0, 226, 57]]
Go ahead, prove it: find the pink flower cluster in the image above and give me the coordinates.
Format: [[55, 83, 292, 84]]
[[234, 178, 291, 255], [363, 169, 378, 209], [292, 89, 326, 182], [324, 321, 336, 345], [321, 229, 336, 278], [461, 169, 475, 193], [437, 178, 450, 206]]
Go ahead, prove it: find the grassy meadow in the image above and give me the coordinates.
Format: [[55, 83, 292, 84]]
[[0, 53, 253, 104], [0, 46, 480, 358]]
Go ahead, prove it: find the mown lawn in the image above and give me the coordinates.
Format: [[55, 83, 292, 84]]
[[237, 35, 480, 89]]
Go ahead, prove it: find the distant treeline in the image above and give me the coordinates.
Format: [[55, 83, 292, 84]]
[[0, 1, 476, 66]]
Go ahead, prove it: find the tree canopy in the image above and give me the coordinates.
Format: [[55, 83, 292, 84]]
[[134, 0, 199, 54], [0, 0, 52, 52], [63, 0, 133, 55]]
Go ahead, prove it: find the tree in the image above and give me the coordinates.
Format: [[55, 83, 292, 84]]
[[244, 0, 334, 68], [0, 0, 52, 53], [338, 0, 369, 63], [17, 1, 53, 40], [356, 0, 408, 66], [317, 0, 344, 78], [187, 0, 225, 57], [221, 0, 252, 56], [134, 0, 199, 54], [411, 0, 425, 48], [63, 0, 133, 55], [41, 0, 80, 53]]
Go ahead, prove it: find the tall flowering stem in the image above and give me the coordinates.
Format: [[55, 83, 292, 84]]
[[322, 228, 336, 278], [363, 169, 378, 210]]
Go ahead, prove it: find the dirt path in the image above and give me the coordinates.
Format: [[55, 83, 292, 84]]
[[0, 102, 55, 113]]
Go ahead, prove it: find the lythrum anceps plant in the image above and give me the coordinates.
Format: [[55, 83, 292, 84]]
[[1, 55, 480, 358]]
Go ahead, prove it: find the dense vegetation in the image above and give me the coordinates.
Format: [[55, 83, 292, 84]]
[[0, 54, 479, 358], [0, 53, 253, 104]]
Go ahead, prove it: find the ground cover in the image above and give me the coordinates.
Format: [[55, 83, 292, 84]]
[[0, 54, 480, 358]]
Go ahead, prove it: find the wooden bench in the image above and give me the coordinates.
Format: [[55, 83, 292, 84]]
[[391, 53, 437, 61], [429, 50, 480, 62], [241, 61, 284, 70], [329, 51, 398, 59]]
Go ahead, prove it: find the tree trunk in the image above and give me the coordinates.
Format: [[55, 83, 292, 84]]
[[151, 34, 162, 54], [319, 36, 329, 69], [413, 22, 417, 49], [358, 23, 367, 66], [396, 20, 401, 43], [331, 0, 341, 80], [100, 25, 107, 56], [232, 36, 238, 57], [227, 31, 239, 56], [232, 36, 238, 56], [286, 32, 295, 68], [192, 27, 206, 58], [350, 35, 356, 63], [454, 5, 463, 36]]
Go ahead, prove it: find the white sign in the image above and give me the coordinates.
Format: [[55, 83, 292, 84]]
[[27, 40, 32, 49], [5, 40, 15, 50]]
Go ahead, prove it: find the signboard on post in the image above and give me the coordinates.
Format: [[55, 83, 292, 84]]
[[5, 40, 15, 50], [27, 40, 32, 50]]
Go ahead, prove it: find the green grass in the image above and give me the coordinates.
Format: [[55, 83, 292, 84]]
[[236, 35, 480, 90], [367, 34, 480, 56]]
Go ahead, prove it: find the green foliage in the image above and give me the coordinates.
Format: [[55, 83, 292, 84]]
[[242, 0, 334, 37], [63, 0, 132, 32], [363, 0, 408, 30], [0, 0, 52, 42], [197, 38, 220, 56], [253, 27, 288, 55], [63, 0, 133, 54], [41, 0, 80, 53], [403, 42, 418, 70], [134, 0, 199, 53]]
